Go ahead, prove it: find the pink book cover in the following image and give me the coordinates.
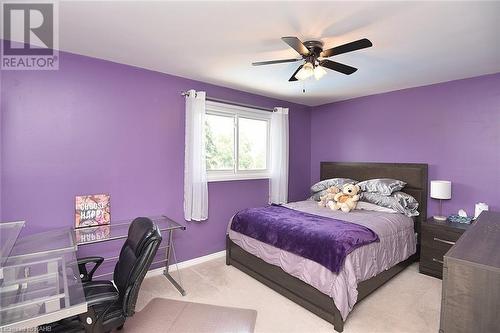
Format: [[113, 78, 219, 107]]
[[75, 194, 111, 229]]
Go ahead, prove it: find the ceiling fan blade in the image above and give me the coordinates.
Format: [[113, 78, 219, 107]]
[[319, 60, 357, 75], [288, 65, 303, 81], [320, 38, 372, 58], [281, 37, 310, 56], [252, 58, 302, 66]]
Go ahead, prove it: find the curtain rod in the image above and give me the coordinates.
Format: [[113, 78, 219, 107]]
[[181, 91, 275, 113]]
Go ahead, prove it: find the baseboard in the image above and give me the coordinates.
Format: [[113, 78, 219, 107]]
[[145, 250, 226, 278]]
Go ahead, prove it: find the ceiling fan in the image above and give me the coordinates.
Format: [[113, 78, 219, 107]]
[[252, 37, 372, 81]]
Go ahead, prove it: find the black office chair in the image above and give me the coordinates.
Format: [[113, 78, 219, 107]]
[[44, 217, 162, 333]]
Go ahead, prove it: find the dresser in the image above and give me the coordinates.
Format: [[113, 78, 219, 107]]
[[419, 217, 469, 279], [439, 211, 500, 333]]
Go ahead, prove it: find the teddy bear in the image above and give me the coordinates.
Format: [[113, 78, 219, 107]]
[[327, 183, 361, 212], [318, 186, 340, 207]]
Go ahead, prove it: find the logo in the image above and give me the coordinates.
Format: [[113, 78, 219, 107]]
[[1, 2, 59, 70]]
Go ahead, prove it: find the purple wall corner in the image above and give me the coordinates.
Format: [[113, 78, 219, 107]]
[[2, 46, 498, 271]]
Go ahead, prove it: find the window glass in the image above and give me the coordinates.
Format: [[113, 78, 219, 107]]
[[238, 117, 268, 170], [205, 113, 234, 171]]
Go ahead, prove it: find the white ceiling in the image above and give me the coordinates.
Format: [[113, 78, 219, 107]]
[[26, 1, 500, 105]]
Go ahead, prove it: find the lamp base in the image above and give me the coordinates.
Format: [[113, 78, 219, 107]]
[[433, 215, 447, 221]]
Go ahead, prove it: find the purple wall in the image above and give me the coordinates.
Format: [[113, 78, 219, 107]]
[[0, 71, 2, 220], [0, 51, 311, 272], [311, 73, 500, 217], [2, 46, 498, 278]]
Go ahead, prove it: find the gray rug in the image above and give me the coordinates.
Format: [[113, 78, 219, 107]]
[[123, 298, 257, 333]]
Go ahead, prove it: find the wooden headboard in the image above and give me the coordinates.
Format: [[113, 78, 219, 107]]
[[320, 162, 428, 250]]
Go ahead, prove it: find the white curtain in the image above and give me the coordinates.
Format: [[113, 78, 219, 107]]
[[269, 107, 289, 204], [184, 90, 208, 221]]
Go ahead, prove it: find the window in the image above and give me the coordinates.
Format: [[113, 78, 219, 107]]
[[205, 101, 270, 181]]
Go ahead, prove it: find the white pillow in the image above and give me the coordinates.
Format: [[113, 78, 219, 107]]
[[356, 201, 399, 214]]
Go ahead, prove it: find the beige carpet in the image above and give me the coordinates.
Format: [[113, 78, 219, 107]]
[[136, 258, 442, 333], [123, 298, 257, 333]]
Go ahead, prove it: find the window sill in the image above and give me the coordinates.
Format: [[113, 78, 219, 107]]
[[207, 173, 270, 183]]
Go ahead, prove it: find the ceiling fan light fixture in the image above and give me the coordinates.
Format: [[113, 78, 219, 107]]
[[295, 62, 314, 80], [314, 66, 327, 80]]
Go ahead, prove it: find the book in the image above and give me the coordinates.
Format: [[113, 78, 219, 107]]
[[75, 194, 111, 228]]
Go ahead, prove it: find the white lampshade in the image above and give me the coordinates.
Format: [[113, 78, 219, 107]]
[[313, 66, 327, 80], [295, 62, 314, 80], [430, 180, 452, 199]]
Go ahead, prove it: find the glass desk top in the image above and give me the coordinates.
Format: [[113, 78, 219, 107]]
[[0, 221, 25, 267], [0, 228, 87, 330], [75, 215, 185, 245], [8, 227, 78, 259]]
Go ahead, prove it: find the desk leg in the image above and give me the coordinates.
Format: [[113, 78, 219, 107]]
[[163, 229, 186, 296]]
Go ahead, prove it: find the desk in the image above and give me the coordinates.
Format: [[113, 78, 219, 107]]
[[75, 215, 186, 296], [0, 222, 87, 331]]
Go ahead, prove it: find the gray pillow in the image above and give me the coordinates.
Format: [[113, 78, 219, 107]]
[[357, 178, 406, 196], [310, 189, 328, 201], [360, 191, 419, 217], [310, 178, 358, 193]]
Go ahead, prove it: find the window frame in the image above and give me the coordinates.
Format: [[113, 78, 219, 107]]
[[205, 101, 271, 182]]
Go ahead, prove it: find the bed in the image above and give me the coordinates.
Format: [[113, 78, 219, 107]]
[[226, 162, 428, 332]]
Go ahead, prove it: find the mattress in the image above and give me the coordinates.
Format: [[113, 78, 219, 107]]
[[227, 200, 416, 320]]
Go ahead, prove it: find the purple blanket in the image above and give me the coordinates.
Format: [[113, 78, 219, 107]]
[[231, 205, 379, 273]]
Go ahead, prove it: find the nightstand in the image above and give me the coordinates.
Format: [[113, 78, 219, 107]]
[[419, 217, 470, 279]]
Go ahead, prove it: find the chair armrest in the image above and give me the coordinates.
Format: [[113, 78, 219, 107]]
[[77, 256, 104, 283]]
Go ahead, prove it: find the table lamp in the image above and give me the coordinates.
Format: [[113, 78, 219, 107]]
[[430, 180, 452, 221]]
